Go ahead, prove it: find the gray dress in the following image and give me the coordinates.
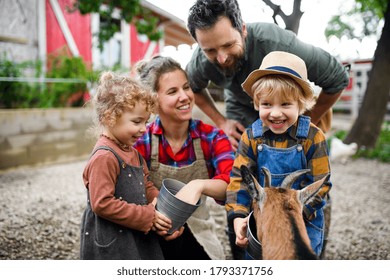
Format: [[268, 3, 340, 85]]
[[80, 146, 164, 260]]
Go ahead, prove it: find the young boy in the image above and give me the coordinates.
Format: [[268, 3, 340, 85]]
[[225, 51, 331, 258]]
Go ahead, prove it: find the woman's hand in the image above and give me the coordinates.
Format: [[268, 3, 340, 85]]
[[174, 180, 204, 205]]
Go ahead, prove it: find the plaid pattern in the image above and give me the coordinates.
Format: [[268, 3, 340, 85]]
[[134, 116, 234, 184], [226, 120, 331, 222]]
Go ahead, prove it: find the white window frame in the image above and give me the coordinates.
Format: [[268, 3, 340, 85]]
[[91, 5, 130, 69]]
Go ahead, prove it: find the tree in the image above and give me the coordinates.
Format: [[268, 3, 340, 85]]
[[328, 0, 389, 148], [71, 0, 162, 50], [262, 0, 303, 34]]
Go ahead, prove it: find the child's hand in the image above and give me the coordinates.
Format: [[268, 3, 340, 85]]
[[163, 226, 185, 241], [174, 180, 204, 205], [151, 198, 172, 234], [234, 217, 249, 248]]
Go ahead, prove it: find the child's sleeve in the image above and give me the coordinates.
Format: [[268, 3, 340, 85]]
[[142, 157, 160, 202], [303, 127, 332, 220], [225, 129, 258, 227]]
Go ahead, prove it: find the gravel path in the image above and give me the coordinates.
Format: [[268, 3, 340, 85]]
[[0, 157, 389, 260]]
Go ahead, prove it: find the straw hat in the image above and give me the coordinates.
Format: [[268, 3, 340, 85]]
[[242, 51, 313, 98]]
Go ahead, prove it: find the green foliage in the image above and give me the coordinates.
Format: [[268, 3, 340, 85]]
[[355, 122, 390, 162], [0, 54, 32, 108], [334, 122, 390, 162], [0, 54, 98, 109], [44, 55, 90, 108], [325, 15, 355, 39], [356, 0, 388, 18], [325, 0, 387, 41], [73, 0, 163, 50]]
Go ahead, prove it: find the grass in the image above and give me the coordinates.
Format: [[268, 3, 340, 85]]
[[333, 122, 390, 163]]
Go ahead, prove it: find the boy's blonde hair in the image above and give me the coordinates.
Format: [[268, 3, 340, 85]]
[[252, 75, 315, 114], [91, 71, 156, 134]]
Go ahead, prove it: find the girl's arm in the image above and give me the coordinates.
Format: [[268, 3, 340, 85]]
[[86, 151, 156, 233]]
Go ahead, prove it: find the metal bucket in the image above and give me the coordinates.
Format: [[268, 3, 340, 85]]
[[246, 211, 262, 259], [156, 178, 202, 234]]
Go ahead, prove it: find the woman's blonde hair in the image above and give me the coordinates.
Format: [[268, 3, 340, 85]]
[[89, 71, 156, 136], [251, 75, 315, 114]]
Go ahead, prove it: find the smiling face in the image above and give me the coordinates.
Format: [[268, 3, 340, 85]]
[[253, 75, 306, 134], [259, 94, 300, 134], [195, 17, 247, 76], [106, 103, 150, 147], [157, 69, 194, 124]]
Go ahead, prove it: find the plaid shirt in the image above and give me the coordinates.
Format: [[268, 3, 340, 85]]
[[133, 116, 234, 184], [226, 119, 331, 223]]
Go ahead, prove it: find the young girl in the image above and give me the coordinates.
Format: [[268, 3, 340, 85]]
[[226, 51, 331, 258], [134, 56, 234, 260], [80, 71, 170, 260]]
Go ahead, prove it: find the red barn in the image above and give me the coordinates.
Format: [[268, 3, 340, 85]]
[[43, 0, 194, 68]]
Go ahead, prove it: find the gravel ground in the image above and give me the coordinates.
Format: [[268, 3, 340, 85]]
[[0, 156, 389, 260]]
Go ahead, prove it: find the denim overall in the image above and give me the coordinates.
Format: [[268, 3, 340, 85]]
[[252, 115, 324, 256]]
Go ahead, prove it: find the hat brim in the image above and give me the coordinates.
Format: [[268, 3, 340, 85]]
[[242, 69, 313, 99]]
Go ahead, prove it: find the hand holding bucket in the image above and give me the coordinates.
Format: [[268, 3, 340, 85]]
[[156, 178, 202, 234]]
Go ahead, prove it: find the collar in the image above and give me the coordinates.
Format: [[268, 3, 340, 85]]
[[151, 116, 201, 139], [262, 120, 299, 141]]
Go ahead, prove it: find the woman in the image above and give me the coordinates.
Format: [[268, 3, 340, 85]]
[[134, 56, 234, 260]]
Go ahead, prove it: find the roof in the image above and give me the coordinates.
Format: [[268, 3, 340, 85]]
[[141, 0, 195, 47]]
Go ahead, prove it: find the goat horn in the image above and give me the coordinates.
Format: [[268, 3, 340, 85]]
[[261, 167, 272, 188], [280, 169, 310, 189]]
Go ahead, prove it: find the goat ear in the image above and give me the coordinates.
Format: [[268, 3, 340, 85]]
[[298, 174, 329, 204], [240, 165, 265, 202]]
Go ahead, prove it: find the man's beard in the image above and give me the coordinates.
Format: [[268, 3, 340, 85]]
[[215, 52, 246, 78]]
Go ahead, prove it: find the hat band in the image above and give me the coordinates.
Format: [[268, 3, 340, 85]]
[[266, 66, 302, 79]]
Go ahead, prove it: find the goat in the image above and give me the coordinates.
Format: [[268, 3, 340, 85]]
[[240, 165, 328, 260]]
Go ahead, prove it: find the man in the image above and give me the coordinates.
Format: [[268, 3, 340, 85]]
[[186, 0, 346, 260], [186, 0, 349, 151]]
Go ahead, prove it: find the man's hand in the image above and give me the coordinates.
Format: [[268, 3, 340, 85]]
[[193, 89, 245, 151], [220, 119, 245, 151]]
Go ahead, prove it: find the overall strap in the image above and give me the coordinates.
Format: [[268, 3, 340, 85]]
[[251, 119, 264, 139], [296, 115, 311, 139], [90, 146, 128, 170]]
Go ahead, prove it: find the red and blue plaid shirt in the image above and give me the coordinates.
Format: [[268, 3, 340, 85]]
[[133, 116, 234, 184]]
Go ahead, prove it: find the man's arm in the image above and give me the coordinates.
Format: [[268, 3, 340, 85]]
[[194, 88, 245, 151], [311, 90, 343, 124], [307, 90, 343, 133]]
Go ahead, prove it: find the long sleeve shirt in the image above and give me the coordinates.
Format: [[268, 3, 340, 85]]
[[83, 136, 159, 233], [133, 117, 234, 185]]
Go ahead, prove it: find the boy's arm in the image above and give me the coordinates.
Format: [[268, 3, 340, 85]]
[[225, 129, 258, 225], [303, 126, 332, 219]]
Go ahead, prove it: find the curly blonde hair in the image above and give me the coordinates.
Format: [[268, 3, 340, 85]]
[[90, 71, 156, 135]]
